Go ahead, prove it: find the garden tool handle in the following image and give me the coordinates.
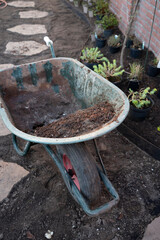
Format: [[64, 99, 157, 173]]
[[44, 36, 53, 47], [44, 36, 56, 58]]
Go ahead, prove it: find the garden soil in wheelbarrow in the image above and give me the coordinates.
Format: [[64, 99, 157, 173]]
[[34, 101, 114, 138]]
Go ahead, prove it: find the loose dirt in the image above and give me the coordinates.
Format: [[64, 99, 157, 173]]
[[34, 101, 114, 138]]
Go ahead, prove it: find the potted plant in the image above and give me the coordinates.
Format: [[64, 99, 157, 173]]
[[74, 0, 79, 7], [94, 0, 108, 20], [128, 62, 143, 91], [88, 6, 94, 17], [126, 35, 134, 48], [97, 13, 118, 38], [95, 27, 106, 48], [93, 59, 124, 85], [80, 47, 108, 70], [147, 57, 160, 77], [130, 39, 144, 59], [107, 34, 122, 53], [82, 1, 88, 13], [128, 87, 157, 121]]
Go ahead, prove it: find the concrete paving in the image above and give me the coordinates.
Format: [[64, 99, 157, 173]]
[[4, 41, 48, 56], [0, 159, 29, 202], [8, 1, 35, 7], [142, 217, 160, 240], [0, 118, 11, 136], [7, 24, 47, 35], [19, 10, 48, 18]]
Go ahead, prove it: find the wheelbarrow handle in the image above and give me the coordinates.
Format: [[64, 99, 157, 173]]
[[44, 36, 56, 58]]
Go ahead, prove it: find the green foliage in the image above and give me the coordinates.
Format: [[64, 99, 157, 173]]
[[128, 87, 157, 109], [97, 14, 118, 30], [107, 35, 121, 47], [94, 0, 109, 15], [93, 60, 124, 79], [80, 47, 108, 63], [129, 62, 143, 80], [157, 126, 160, 131], [151, 57, 159, 66], [132, 39, 142, 49]]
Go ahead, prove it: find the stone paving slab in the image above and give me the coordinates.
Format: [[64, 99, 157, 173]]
[[0, 118, 11, 136], [142, 217, 160, 240], [8, 1, 35, 7], [7, 24, 47, 35], [19, 10, 48, 18], [4, 41, 48, 56], [0, 159, 29, 202]]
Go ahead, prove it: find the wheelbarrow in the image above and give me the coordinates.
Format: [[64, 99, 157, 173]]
[[0, 37, 130, 216]]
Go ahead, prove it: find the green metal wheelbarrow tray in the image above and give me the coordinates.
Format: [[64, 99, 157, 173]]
[[0, 38, 129, 216]]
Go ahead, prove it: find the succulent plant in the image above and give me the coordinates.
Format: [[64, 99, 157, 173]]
[[128, 87, 157, 109], [80, 47, 108, 63], [107, 35, 121, 47], [93, 59, 124, 79]]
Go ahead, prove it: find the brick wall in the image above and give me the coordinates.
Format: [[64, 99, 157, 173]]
[[109, 0, 160, 58]]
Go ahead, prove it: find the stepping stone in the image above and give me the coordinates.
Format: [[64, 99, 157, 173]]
[[0, 118, 11, 136], [7, 24, 47, 35], [142, 217, 160, 240], [4, 41, 48, 56], [8, 1, 35, 7], [0, 64, 14, 71], [0, 159, 29, 202], [19, 10, 48, 18]]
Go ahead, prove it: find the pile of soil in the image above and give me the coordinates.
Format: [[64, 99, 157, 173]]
[[34, 101, 115, 138]]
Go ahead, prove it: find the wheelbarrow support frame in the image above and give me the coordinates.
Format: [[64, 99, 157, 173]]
[[12, 133, 119, 217]]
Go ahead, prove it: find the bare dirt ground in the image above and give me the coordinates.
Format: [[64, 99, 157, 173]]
[[0, 0, 160, 240]]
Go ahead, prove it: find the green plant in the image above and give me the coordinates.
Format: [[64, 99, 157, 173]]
[[80, 47, 108, 63], [94, 0, 108, 16], [107, 35, 121, 47], [129, 62, 143, 80], [128, 87, 157, 109], [157, 126, 160, 131], [93, 60, 124, 79], [132, 39, 142, 49], [151, 57, 159, 66], [97, 14, 118, 30]]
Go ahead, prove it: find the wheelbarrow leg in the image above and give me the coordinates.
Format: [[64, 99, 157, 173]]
[[12, 134, 33, 156]]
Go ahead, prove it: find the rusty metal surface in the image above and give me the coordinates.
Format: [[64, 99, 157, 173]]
[[0, 57, 130, 144]]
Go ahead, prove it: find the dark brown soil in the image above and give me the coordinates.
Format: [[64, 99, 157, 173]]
[[34, 101, 114, 138], [3, 86, 82, 133], [0, 0, 160, 240]]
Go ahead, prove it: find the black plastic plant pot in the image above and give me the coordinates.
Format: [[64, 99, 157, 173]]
[[96, 14, 104, 20], [147, 64, 159, 77], [109, 46, 121, 54], [126, 39, 133, 48], [129, 98, 154, 122], [84, 62, 98, 70], [157, 89, 160, 99], [95, 37, 106, 48], [128, 79, 139, 91], [104, 29, 113, 38], [108, 76, 121, 86], [130, 48, 143, 59]]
